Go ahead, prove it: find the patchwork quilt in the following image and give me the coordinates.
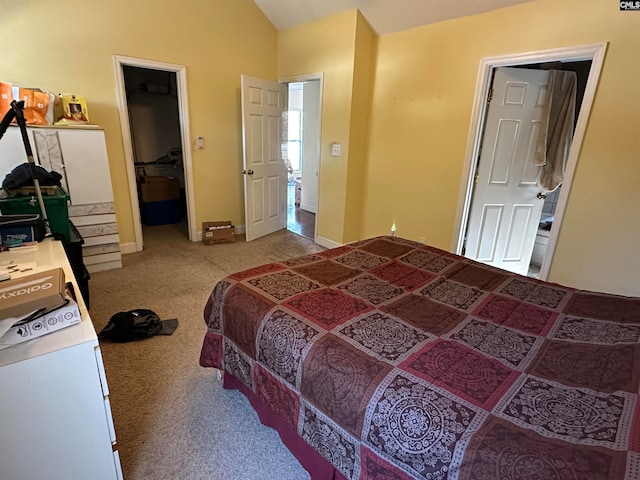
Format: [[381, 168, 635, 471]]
[[200, 236, 640, 480]]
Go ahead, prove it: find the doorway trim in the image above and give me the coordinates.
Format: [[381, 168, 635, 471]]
[[113, 55, 196, 252], [279, 72, 324, 244], [452, 43, 607, 279]]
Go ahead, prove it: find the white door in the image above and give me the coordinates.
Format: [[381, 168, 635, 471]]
[[300, 80, 321, 214], [464, 67, 550, 275], [241, 75, 287, 242]]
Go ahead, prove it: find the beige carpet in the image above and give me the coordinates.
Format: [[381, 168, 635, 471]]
[[89, 223, 324, 479]]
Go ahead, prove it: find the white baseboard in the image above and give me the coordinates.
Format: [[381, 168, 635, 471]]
[[315, 235, 342, 249], [120, 242, 138, 254], [86, 259, 123, 273], [299, 203, 317, 214]]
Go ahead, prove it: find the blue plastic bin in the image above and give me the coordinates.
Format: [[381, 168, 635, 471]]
[[141, 199, 181, 226]]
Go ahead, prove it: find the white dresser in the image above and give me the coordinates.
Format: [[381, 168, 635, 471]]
[[0, 125, 122, 272], [0, 239, 122, 479]]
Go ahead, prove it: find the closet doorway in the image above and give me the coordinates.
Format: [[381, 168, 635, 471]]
[[114, 56, 196, 252], [284, 78, 321, 241]]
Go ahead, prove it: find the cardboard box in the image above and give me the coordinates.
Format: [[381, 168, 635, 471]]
[[139, 176, 180, 202], [203, 221, 236, 245], [59, 94, 90, 123], [0, 268, 66, 320], [0, 296, 81, 350]]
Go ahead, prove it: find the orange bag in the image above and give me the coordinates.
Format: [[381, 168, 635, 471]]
[[17, 87, 50, 125], [0, 82, 13, 116]]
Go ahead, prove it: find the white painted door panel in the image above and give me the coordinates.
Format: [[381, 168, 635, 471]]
[[0, 126, 114, 206], [241, 75, 287, 242], [56, 128, 114, 205], [0, 127, 34, 176], [465, 67, 550, 275]]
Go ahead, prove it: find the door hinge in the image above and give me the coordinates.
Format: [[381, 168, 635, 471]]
[[474, 172, 479, 185], [487, 88, 493, 103]]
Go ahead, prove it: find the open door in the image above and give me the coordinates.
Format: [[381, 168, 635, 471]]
[[241, 75, 287, 242], [455, 44, 607, 281], [464, 67, 550, 275]]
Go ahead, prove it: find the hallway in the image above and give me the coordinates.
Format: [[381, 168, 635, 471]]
[[287, 183, 315, 240]]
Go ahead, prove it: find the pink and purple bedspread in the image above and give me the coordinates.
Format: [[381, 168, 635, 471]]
[[200, 236, 640, 479]]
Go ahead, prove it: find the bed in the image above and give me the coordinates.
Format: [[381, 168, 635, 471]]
[[199, 236, 640, 480]]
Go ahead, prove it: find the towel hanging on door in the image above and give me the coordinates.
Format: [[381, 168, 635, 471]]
[[534, 70, 577, 192]]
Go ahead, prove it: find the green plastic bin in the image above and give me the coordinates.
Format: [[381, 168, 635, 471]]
[[0, 187, 71, 240]]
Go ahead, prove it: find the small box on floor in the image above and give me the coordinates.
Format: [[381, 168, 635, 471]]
[[202, 221, 236, 245]]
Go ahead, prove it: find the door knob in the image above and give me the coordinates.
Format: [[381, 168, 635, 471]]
[[242, 169, 254, 175], [536, 192, 547, 199]]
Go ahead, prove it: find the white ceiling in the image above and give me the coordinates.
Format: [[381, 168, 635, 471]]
[[253, 0, 534, 36]]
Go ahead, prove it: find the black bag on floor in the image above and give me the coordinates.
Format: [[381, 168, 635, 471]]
[[98, 309, 178, 343]]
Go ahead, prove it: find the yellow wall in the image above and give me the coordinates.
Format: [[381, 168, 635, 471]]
[[0, 0, 277, 247], [278, 10, 359, 244], [343, 13, 376, 242], [362, 0, 640, 296], [3, 0, 638, 296]]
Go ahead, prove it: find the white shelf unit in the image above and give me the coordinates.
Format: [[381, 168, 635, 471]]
[[0, 124, 122, 272]]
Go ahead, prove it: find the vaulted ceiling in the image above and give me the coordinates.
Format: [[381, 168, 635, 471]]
[[253, 0, 534, 35]]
